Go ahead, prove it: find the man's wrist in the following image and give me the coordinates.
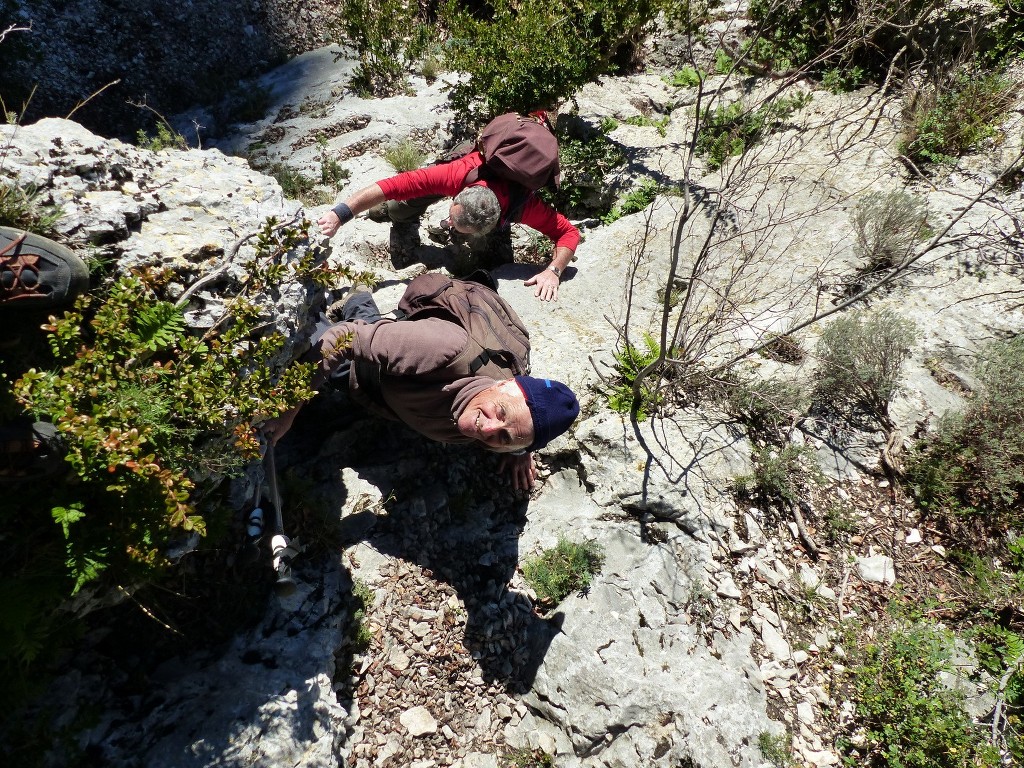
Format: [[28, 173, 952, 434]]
[[332, 202, 354, 225], [547, 264, 562, 278]]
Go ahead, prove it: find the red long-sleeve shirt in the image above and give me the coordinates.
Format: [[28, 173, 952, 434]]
[[376, 151, 580, 252]]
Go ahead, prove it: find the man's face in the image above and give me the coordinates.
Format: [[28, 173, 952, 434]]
[[448, 202, 479, 235], [457, 379, 534, 452]]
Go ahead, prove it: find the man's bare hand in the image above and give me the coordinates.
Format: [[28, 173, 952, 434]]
[[317, 211, 342, 237], [500, 451, 537, 490], [524, 268, 559, 301], [262, 404, 302, 445]]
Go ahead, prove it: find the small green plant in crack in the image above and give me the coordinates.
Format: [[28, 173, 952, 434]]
[[136, 121, 188, 152], [604, 331, 670, 420], [733, 444, 820, 508], [696, 93, 811, 169], [624, 113, 670, 136], [502, 747, 554, 768], [664, 65, 702, 88], [383, 139, 426, 173], [601, 179, 662, 225], [266, 163, 332, 206], [599, 116, 619, 134], [349, 579, 375, 652], [316, 138, 349, 189], [522, 537, 604, 607], [758, 730, 794, 767], [0, 182, 63, 234]]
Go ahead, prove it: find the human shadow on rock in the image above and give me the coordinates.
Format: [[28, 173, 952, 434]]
[[283, 412, 562, 695]]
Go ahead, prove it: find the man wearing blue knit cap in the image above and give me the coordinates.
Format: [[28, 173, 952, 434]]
[[266, 278, 580, 490]]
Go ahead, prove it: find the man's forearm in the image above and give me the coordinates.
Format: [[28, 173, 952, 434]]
[[343, 183, 388, 216]]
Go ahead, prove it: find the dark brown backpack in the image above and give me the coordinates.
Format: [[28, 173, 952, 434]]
[[393, 273, 530, 378], [463, 111, 561, 192]]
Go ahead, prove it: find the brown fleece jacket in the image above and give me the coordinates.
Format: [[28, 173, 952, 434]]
[[313, 316, 507, 444]]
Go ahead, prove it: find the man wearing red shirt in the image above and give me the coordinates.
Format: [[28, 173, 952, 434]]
[[318, 150, 580, 302]]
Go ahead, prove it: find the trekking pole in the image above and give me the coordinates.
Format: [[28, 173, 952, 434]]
[[264, 442, 298, 597]]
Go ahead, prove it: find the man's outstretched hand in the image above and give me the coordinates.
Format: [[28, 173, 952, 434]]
[[524, 269, 559, 302], [500, 451, 537, 490]]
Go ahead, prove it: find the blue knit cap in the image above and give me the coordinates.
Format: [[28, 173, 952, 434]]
[[515, 376, 580, 451]]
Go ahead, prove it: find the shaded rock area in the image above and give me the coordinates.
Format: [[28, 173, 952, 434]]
[[0, 0, 344, 138], [3, 15, 1024, 768]]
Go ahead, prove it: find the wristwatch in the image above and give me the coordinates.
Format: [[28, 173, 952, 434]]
[[547, 264, 562, 277]]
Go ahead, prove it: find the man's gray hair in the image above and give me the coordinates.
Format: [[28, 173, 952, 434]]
[[452, 186, 500, 234]]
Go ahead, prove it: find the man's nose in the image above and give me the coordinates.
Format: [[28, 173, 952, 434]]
[[479, 416, 501, 436]]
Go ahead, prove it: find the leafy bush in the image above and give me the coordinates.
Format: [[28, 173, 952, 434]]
[[522, 537, 604, 606], [599, 116, 619, 133], [442, 0, 667, 118], [543, 132, 626, 218], [746, 0, 994, 83], [335, 0, 427, 96], [821, 65, 866, 93], [604, 331, 668, 420], [812, 309, 916, 429], [850, 190, 931, 274], [695, 93, 810, 169], [900, 71, 1017, 166], [263, 163, 332, 206], [136, 121, 188, 152], [841, 620, 1000, 768], [906, 336, 1024, 527], [383, 139, 426, 173], [12, 219, 329, 598], [601, 179, 662, 224], [664, 65, 702, 88]]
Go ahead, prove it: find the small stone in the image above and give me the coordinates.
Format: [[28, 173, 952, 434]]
[[761, 622, 792, 660], [797, 700, 815, 724], [792, 650, 809, 665], [856, 555, 896, 585], [400, 706, 438, 736], [716, 576, 742, 599], [905, 528, 922, 544], [932, 544, 947, 557]]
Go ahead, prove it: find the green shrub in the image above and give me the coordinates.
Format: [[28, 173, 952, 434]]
[[599, 116, 620, 133], [842, 620, 1000, 768], [12, 218, 330, 599], [335, 0, 427, 96], [850, 190, 931, 274], [522, 537, 604, 606], [718, 376, 808, 439], [136, 121, 188, 152], [695, 93, 810, 169], [264, 163, 331, 206], [813, 309, 916, 429], [442, 0, 667, 118], [905, 336, 1024, 526], [758, 731, 794, 767], [624, 113, 670, 136], [543, 132, 626, 218], [601, 178, 662, 224], [349, 580, 375, 652], [664, 65, 702, 88], [605, 331, 668, 420], [821, 65, 866, 94], [733, 444, 819, 506], [382, 139, 426, 173], [0, 181, 63, 235], [901, 71, 1017, 166]]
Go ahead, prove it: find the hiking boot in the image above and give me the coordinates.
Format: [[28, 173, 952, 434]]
[[1, 227, 89, 309], [365, 203, 392, 223]]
